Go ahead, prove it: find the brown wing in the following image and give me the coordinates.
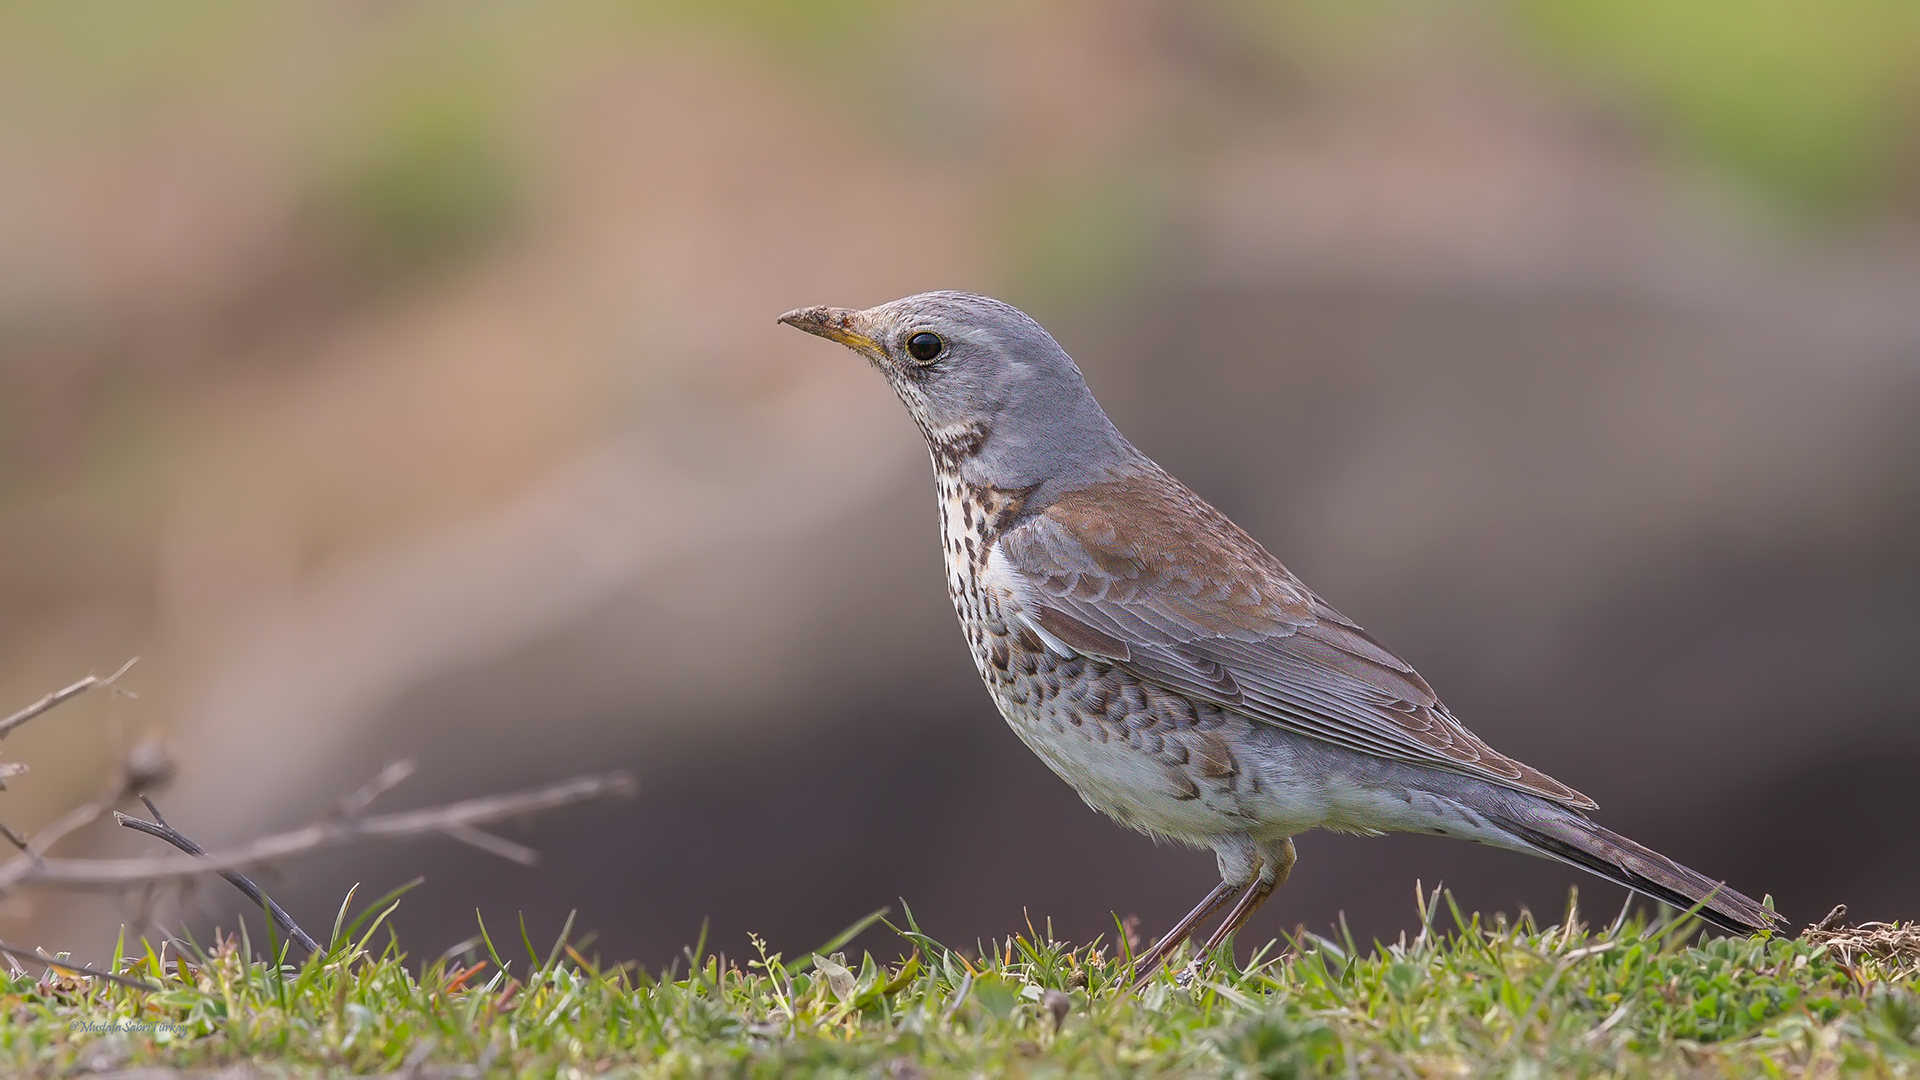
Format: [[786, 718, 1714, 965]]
[[997, 470, 1596, 811]]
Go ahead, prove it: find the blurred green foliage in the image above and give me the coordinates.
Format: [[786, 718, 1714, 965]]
[[0, 0, 270, 109], [1000, 170, 1175, 306], [1, 0, 1915, 260], [1512, 0, 1920, 211], [316, 84, 521, 282]]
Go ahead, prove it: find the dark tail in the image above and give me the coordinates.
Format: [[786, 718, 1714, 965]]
[[1494, 807, 1782, 936]]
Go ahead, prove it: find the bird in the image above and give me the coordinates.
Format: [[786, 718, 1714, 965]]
[[779, 291, 1780, 984]]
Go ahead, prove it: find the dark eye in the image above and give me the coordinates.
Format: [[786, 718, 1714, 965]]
[[905, 331, 944, 363]]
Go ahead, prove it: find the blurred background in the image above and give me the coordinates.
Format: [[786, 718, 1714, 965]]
[[2, 0, 1916, 967]]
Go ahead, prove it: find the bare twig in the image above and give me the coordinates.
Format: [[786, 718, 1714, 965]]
[[116, 796, 322, 956], [0, 940, 157, 993], [0, 658, 139, 740], [0, 663, 631, 975], [0, 767, 148, 891], [16, 771, 635, 888], [442, 823, 540, 866], [338, 759, 418, 817], [25, 799, 116, 858]]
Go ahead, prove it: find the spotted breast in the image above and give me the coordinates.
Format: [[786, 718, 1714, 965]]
[[929, 453, 1261, 846]]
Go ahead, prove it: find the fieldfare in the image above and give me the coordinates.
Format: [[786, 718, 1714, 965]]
[[780, 292, 1779, 984]]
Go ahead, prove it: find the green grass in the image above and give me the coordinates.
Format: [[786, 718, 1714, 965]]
[[3, 887, 1916, 1077]]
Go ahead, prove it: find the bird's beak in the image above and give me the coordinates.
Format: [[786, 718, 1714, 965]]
[[778, 306, 885, 361]]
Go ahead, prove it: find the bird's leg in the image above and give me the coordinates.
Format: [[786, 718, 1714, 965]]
[[1126, 879, 1239, 990], [1197, 877, 1274, 959], [1197, 837, 1297, 961]]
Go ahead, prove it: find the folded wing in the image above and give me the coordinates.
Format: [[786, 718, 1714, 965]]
[[995, 470, 1596, 811]]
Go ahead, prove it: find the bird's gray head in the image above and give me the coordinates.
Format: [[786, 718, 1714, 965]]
[[779, 291, 1142, 492]]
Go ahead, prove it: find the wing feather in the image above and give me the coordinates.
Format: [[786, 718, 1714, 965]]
[[998, 471, 1596, 810]]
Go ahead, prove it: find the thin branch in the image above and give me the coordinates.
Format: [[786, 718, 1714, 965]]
[[337, 758, 417, 817], [18, 771, 636, 888], [0, 657, 139, 740], [442, 823, 540, 866], [116, 796, 322, 956], [0, 940, 157, 993], [25, 798, 115, 858], [0, 766, 145, 891]]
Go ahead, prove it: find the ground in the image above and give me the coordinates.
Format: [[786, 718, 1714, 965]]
[[3, 889, 1916, 1077]]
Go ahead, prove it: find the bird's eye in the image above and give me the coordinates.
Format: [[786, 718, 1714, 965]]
[[905, 332, 944, 363]]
